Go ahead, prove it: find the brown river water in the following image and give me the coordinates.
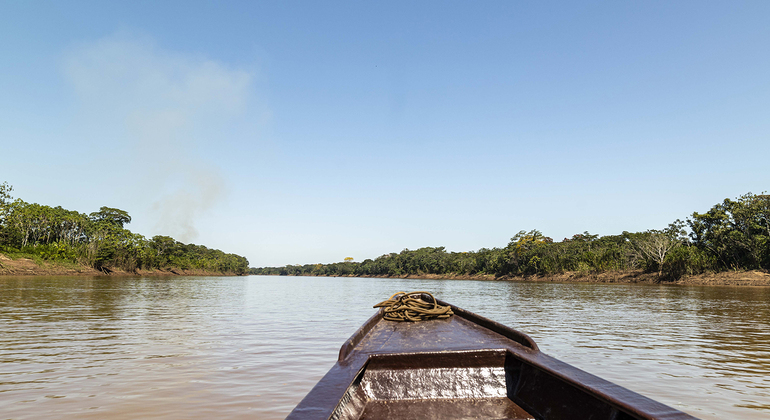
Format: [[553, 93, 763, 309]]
[[1, 275, 768, 419]]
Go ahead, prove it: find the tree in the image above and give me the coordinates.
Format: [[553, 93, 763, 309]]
[[151, 235, 177, 257], [0, 182, 12, 207], [689, 193, 770, 270], [631, 230, 681, 277], [90, 207, 132, 228], [496, 230, 553, 275], [0, 182, 13, 243]]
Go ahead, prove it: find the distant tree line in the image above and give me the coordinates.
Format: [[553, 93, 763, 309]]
[[0, 182, 249, 275], [251, 193, 770, 281]]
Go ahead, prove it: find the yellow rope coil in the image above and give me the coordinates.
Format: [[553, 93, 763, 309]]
[[373, 291, 454, 322]]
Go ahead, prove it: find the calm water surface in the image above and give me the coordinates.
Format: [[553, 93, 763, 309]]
[[1, 275, 769, 419]]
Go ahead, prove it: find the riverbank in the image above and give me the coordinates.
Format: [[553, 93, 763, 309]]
[[258, 269, 770, 286], [499, 269, 770, 286], [0, 253, 243, 277]]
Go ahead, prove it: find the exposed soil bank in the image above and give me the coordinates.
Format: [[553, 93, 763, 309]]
[[496, 270, 770, 286], [0, 253, 242, 277], [274, 269, 770, 286]]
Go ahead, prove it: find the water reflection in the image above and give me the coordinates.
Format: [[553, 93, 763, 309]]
[[0, 276, 768, 419]]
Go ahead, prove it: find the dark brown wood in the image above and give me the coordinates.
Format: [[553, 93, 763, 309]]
[[287, 294, 699, 420]]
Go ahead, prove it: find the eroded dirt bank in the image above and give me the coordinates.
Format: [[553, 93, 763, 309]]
[[300, 269, 770, 287], [0, 253, 240, 277]]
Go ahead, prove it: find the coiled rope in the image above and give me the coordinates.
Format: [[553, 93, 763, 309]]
[[373, 291, 454, 322]]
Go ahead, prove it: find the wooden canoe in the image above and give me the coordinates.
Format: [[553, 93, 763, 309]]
[[287, 294, 698, 420]]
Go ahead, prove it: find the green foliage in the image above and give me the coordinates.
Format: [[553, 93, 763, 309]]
[[251, 193, 770, 282], [689, 193, 770, 271], [0, 181, 12, 207], [660, 245, 715, 281], [629, 228, 682, 276], [0, 182, 249, 275], [0, 183, 14, 246], [90, 206, 132, 228]]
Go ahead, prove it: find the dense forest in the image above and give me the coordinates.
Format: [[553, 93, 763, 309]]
[[251, 193, 770, 281], [0, 182, 249, 275]]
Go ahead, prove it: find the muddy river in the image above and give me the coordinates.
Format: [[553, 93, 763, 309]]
[[1, 275, 768, 419]]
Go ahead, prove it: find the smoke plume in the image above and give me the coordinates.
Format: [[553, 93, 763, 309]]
[[64, 32, 253, 242]]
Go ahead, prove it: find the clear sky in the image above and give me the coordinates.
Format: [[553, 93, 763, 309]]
[[2, 1, 769, 267]]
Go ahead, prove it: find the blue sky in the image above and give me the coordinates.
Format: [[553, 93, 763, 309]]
[[2, 1, 769, 267]]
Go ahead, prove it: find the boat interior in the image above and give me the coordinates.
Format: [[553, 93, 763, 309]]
[[288, 294, 697, 420], [329, 349, 644, 420]]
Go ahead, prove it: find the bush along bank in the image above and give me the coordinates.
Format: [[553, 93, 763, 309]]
[[251, 193, 770, 282], [0, 182, 249, 275]]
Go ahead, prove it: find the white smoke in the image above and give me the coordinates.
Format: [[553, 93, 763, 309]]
[[151, 166, 225, 242], [64, 32, 253, 242]]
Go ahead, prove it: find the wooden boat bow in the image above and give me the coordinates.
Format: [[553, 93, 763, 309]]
[[287, 294, 698, 420]]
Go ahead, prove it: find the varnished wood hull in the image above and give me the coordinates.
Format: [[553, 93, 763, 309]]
[[287, 295, 698, 420]]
